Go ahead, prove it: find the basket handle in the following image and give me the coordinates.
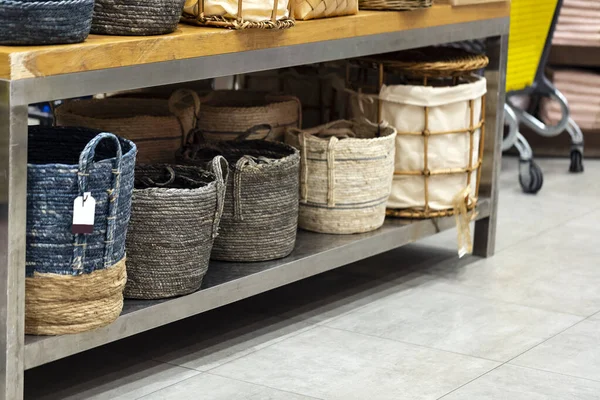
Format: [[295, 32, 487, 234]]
[[234, 124, 274, 141], [72, 133, 125, 273], [208, 156, 229, 238], [169, 89, 202, 146]]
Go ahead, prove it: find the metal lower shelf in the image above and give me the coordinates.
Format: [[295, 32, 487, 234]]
[[24, 199, 489, 370]]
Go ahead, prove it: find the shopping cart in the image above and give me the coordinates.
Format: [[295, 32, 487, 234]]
[[503, 0, 584, 194]]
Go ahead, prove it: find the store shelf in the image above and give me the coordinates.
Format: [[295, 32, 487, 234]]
[[1, 4, 510, 105], [24, 198, 489, 369], [549, 44, 600, 68]]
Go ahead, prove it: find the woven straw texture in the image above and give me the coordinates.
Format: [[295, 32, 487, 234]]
[[26, 127, 136, 335], [285, 120, 396, 234], [125, 159, 228, 299], [293, 0, 357, 20], [91, 0, 186, 35], [358, 0, 431, 11], [178, 136, 300, 262], [181, 0, 295, 29], [197, 91, 301, 142], [55, 95, 198, 164], [0, 0, 94, 45]]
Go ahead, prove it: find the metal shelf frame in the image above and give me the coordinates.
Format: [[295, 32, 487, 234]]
[[0, 15, 508, 400]]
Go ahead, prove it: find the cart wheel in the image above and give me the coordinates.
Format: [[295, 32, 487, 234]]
[[569, 149, 584, 173], [519, 160, 543, 194]]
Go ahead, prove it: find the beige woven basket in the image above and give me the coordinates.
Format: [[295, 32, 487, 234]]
[[359, 0, 431, 11], [55, 91, 199, 164], [197, 91, 302, 141], [285, 120, 396, 234], [181, 0, 295, 29], [293, 0, 357, 20]]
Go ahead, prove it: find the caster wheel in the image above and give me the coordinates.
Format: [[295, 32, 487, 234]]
[[519, 160, 543, 194], [569, 149, 584, 173]]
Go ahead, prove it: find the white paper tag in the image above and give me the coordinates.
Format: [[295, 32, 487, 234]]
[[72, 192, 96, 234]]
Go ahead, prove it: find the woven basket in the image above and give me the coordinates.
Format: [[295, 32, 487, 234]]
[[285, 120, 396, 234], [358, 0, 431, 10], [196, 91, 302, 142], [55, 91, 199, 164], [182, 0, 295, 29], [91, 0, 186, 35], [124, 159, 227, 299], [178, 130, 300, 262], [0, 0, 94, 45], [293, 0, 357, 20], [26, 127, 137, 335]]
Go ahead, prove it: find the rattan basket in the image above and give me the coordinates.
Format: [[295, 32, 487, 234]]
[[91, 0, 186, 35], [293, 0, 357, 20], [55, 91, 199, 164], [285, 120, 396, 234], [181, 0, 295, 29], [124, 159, 227, 299], [358, 0, 431, 11], [0, 0, 94, 45], [196, 91, 302, 141], [26, 127, 136, 335], [177, 130, 300, 262]]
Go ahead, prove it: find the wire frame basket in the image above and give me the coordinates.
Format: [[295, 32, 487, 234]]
[[181, 0, 295, 29], [358, 0, 431, 11], [346, 47, 489, 219]]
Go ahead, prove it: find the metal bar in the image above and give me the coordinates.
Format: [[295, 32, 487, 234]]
[[473, 34, 509, 257], [25, 198, 490, 369], [0, 80, 27, 400], [9, 18, 509, 106]]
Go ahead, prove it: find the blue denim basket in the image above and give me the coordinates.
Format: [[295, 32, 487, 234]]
[[26, 127, 137, 277]]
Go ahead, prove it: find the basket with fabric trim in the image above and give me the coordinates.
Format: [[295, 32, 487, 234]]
[[358, 0, 431, 11], [26, 127, 136, 335], [55, 90, 200, 164], [91, 0, 186, 35], [177, 128, 300, 262], [0, 0, 94, 45], [285, 120, 396, 234], [124, 159, 227, 299], [196, 91, 302, 142], [181, 0, 295, 29], [292, 0, 357, 20]]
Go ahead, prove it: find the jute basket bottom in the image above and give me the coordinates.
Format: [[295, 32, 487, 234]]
[[299, 203, 387, 234], [25, 258, 127, 335]]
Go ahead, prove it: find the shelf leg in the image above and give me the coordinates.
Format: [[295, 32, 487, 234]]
[[474, 34, 508, 258], [0, 79, 27, 400]]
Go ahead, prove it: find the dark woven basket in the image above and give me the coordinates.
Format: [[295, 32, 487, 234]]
[[124, 159, 228, 299], [91, 0, 186, 35], [26, 127, 137, 335], [178, 132, 300, 262], [0, 0, 94, 45]]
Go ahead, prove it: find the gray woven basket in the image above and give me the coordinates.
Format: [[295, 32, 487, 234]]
[[178, 130, 300, 262], [124, 158, 227, 299], [91, 0, 186, 35], [0, 0, 94, 45]]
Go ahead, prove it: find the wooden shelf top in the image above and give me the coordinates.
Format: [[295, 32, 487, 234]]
[[0, 3, 509, 81]]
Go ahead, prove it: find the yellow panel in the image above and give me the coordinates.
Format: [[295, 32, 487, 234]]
[[506, 0, 559, 92]]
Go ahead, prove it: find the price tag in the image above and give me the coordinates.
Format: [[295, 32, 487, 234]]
[[72, 192, 96, 234]]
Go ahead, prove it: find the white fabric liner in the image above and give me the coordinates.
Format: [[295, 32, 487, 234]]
[[184, 0, 290, 22], [380, 76, 487, 211]]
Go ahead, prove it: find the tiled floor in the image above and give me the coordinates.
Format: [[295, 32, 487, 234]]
[[26, 157, 600, 400]]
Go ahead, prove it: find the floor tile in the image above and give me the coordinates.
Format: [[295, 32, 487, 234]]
[[25, 349, 199, 400], [325, 287, 582, 361], [139, 373, 320, 400], [211, 326, 498, 400], [511, 319, 600, 381], [441, 364, 600, 400]]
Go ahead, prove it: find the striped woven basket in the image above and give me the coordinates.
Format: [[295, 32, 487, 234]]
[[358, 0, 431, 11], [26, 127, 137, 335], [55, 91, 199, 164], [0, 0, 94, 45], [177, 129, 300, 262], [285, 120, 396, 234], [124, 159, 227, 299]]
